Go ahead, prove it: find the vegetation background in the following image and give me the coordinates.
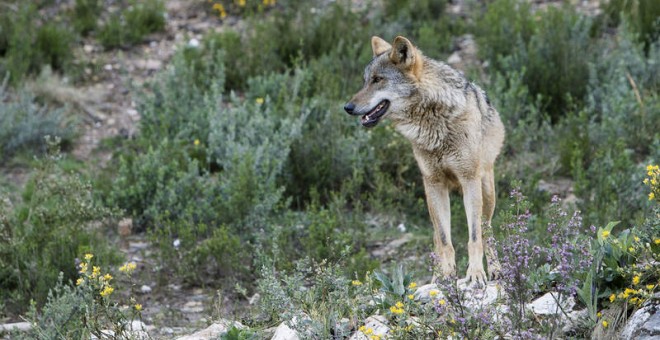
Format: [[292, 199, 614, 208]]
[[0, 0, 658, 338]]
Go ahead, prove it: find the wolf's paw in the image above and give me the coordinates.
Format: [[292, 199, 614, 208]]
[[487, 264, 503, 280], [459, 266, 487, 288]]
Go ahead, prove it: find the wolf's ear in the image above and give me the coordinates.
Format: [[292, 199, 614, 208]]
[[390, 36, 420, 73], [371, 36, 392, 57]]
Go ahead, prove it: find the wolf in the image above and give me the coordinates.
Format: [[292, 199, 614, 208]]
[[344, 36, 505, 285]]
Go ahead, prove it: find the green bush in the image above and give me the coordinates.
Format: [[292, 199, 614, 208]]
[[72, 0, 101, 35], [477, 1, 595, 120], [0, 82, 75, 161], [602, 0, 660, 50], [0, 140, 117, 314], [0, 4, 76, 84], [99, 0, 165, 49]]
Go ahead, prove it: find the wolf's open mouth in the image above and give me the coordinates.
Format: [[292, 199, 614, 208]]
[[361, 100, 389, 127]]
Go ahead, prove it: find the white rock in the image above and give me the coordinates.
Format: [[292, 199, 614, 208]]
[[271, 322, 300, 340], [562, 308, 588, 334], [447, 52, 462, 65], [413, 283, 444, 303], [620, 301, 660, 340], [181, 300, 204, 313], [140, 285, 152, 294], [249, 293, 260, 305], [458, 281, 502, 310], [176, 320, 244, 340], [397, 223, 406, 232], [188, 38, 200, 48], [0, 322, 31, 331], [527, 292, 575, 315], [349, 315, 389, 340]]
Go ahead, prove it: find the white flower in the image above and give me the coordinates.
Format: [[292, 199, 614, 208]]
[[173, 239, 181, 248]]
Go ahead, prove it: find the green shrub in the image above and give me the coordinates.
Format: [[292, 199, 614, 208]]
[[99, 0, 165, 49], [476, 0, 536, 71], [0, 140, 117, 314], [0, 82, 75, 161], [72, 0, 101, 35], [0, 4, 76, 83], [477, 1, 595, 120], [35, 23, 75, 73], [602, 0, 660, 50]]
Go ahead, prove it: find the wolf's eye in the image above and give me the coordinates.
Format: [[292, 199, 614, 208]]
[[372, 76, 383, 84]]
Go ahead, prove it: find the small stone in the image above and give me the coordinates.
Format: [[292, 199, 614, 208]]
[[527, 292, 575, 315], [118, 218, 133, 236], [447, 52, 462, 65], [249, 293, 260, 305], [176, 320, 244, 340], [396, 223, 406, 232], [188, 38, 200, 48], [271, 322, 300, 340], [413, 283, 443, 303], [140, 285, 152, 294], [83, 44, 94, 53], [181, 300, 204, 313], [104, 64, 113, 71], [349, 315, 389, 340]]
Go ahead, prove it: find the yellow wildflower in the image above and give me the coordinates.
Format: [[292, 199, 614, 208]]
[[92, 266, 101, 278], [212, 3, 227, 18], [429, 289, 439, 297], [407, 294, 414, 300], [408, 282, 417, 289], [601, 230, 610, 238], [633, 276, 641, 285], [370, 336, 380, 340], [597, 311, 602, 318], [84, 253, 94, 261], [646, 284, 655, 290], [609, 294, 616, 302], [237, 0, 246, 6], [630, 297, 639, 304], [629, 246, 635, 252], [651, 192, 656, 200], [389, 306, 404, 315], [79, 262, 88, 274], [602, 320, 608, 328], [100, 286, 114, 297], [103, 273, 113, 281], [439, 299, 446, 305], [634, 236, 640, 242], [351, 280, 362, 286], [655, 238, 660, 245], [135, 304, 143, 311], [194, 139, 200, 146], [263, 0, 276, 5], [256, 97, 264, 104], [76, 278, 84, 286], [404, 324, 413, 332], [359, 326, 366, 332], [395, 301, 404, 308]]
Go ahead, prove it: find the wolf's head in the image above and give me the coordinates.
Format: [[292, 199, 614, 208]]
[[344, 36, 422, 128]]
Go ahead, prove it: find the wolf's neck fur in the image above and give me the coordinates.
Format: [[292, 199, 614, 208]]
[[392, 58, 470, 151]]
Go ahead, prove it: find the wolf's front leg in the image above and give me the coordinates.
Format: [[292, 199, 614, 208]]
[[424, 180, 456, 277], [459, 178, 487, 286]]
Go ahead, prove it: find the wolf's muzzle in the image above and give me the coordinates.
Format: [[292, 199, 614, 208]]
[[344, 102, 357, 115]]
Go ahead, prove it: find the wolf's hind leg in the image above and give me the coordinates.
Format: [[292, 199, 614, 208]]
[[424, 179, 456, 278], [482, 168, 502, 280]]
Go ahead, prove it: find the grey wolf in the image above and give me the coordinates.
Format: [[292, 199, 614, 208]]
[[344, 36, 505, 285]]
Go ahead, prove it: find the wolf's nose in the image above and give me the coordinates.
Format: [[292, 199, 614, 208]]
[[344, 103, 355, 115]]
